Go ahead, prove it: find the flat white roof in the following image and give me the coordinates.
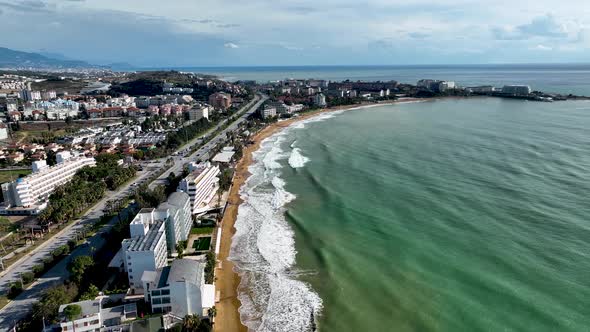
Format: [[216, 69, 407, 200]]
[[212, 151, 235, 163], [202, 284, 216, 309]]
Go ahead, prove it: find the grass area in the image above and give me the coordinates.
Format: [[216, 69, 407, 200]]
[[190, 227, 214, 235], [192, 237, 211, 251], [0, 169, 32, 184], [12, 129, 67, 144]]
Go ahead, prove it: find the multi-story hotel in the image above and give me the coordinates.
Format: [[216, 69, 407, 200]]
[[177, 163, 220, 215], [122, 212, 168, 294], [121, 193, 192, 294], [0, 155, 96, 215]]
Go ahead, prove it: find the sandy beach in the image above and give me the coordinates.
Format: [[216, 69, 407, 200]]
[[214, 98, 422, 332]]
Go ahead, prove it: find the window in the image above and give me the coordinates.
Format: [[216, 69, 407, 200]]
[[153, 308, 162, 314], [152, 290, 161, 296], [163, 306, 172, 313], [162, 297, 170, 304], [91, 320, 99, 325], [161, 289, 170, 295], [153, 298, 162, 305], [130, 275, 133, 279], [129, 269, 132, 272]]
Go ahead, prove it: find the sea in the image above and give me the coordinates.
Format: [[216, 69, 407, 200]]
[[169, 64, 590, 96], [226, 66, 590, 332]]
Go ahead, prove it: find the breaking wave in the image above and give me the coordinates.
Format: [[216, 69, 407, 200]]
[[229, 128, 322, 332]]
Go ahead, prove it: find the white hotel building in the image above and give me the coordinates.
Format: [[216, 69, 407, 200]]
[[122, 210, 168, 294], [0, 154, 96, 215], [177, 163, 220, 215], [121, 192, 192, 294]]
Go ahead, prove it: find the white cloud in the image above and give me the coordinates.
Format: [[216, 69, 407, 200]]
[[224, 42, 239, 49]]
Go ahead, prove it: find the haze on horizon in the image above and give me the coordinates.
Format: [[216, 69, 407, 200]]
[[1, 0, 589, 67]]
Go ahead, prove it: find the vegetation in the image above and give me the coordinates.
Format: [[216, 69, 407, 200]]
[[134, 184, 166, 208], [176, 240, 187, 258], [190, 227, 214, 235], [62, 304, 82, 321], [67, 255, 94, 285], [0, 169, 32, 185], [181, 314, 212, 332], [31, 284, 78, 326], [38, 154, 135, 227], [204, 252, 216, 284], [218, 168, 234, 192]]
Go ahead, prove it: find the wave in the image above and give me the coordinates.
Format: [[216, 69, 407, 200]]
[[288, 148, 310, 169], [230, 129, 322, 332]]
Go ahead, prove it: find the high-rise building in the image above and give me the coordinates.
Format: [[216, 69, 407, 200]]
[[501, 85, 532, 95], [177, 163, 220, 215], [313, 93, 327, 107], [122, 209, 168, 294]]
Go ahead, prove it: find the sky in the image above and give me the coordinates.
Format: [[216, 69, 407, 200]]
[[0, 0, 589, 67]]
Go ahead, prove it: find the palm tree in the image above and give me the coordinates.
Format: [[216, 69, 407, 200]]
[[207, 306, 217, 322], [182, 314, 201, 331]]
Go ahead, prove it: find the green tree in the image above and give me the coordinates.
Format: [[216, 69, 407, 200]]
[[176, 241, 187, 258], [79, 284, 100, 301], [67, 255, 94, 285], [63, 304, 82, 321], [32, 284, 78, 324], [182, 314, 201, 331]]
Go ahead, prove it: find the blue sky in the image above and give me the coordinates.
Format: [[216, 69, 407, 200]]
[[0, 0, 589, 67]]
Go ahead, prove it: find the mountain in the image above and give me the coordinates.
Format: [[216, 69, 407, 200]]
[[0, 47, 103, 69]]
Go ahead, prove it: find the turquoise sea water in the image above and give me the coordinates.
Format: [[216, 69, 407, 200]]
[[230, 98, 590, 331]]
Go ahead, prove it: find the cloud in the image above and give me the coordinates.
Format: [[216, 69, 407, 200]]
[[0, 0, 53, 13], [532, 44, 552, 51], [217, 23, 240, 29], [517, 14, 568, 38], [493, 14, 570, 40], [224, 42, 239, 49]]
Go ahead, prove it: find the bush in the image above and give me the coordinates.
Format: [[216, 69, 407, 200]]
[[67, 239, 78, 250], [32, 264, 44, 276], [63, 304, 82, 321], [8, 281, 23, 298], [42, 256, 54, 266], [21, 272, 35, 284]]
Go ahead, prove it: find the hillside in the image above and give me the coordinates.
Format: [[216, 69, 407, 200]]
[[0, 47, 100, 69]]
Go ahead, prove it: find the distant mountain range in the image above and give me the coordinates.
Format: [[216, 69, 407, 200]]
[[0, 47, 106, 70]]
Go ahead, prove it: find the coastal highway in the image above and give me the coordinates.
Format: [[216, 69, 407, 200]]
[[149, 93, 267, 189], [0, 94, 266, 330]]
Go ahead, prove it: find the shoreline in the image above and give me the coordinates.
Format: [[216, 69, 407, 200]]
[[213, 97, 431, 332]]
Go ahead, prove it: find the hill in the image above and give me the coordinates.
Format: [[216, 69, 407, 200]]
[[0, 47, 101, 70]]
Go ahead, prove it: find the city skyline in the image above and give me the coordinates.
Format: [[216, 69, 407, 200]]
[[1, 0, 589, 67]]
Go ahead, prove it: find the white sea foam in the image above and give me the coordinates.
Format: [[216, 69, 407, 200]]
[[288, 148, 310, 169], [229, 126, 323, 332]]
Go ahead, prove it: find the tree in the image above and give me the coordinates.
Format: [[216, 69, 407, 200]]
[[63, 304, 82, 321], [207, 306, 217, 321], [32, 284, 78, 324], [67, 255, 94, 285], [176, 240, 187, 258], [182, 314, 201, 332], [80, 284, 100, 301]]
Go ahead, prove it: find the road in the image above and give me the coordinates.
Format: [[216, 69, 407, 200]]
[[149, 94, 267, 189], [0, 94, 266, 330]]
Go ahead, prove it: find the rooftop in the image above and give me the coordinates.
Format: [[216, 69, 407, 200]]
[[123, 220, 165, 252]]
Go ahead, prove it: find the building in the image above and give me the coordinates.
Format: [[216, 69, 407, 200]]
[[1, 156, 96, 215], [313, 93, 327, 107], [501, 85, 532, 95], [0, 123, 8, 140], [468, 86, 496, 94], [188, 106, 209, 121], [177, 163, 220, 215], [417, 79, 442, 91], [141, 259, 215, 317], [158, 192, 193, 251], [208, 92, 232, 110], [438, 81, 456, 92], [260, 106, 277, 119], [122, 210, 168, 294], [58, 298, 137, 332]]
